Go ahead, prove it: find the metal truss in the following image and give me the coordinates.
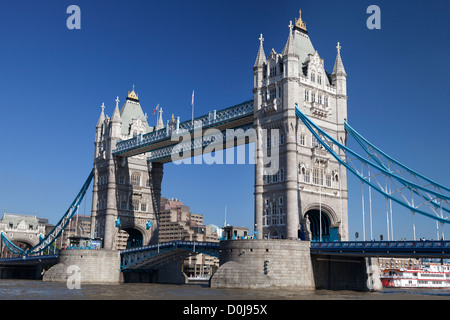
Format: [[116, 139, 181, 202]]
[[121, 241, 220, 270], [295, 105, 450, 225]]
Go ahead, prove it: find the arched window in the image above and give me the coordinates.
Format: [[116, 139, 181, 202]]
[[131, 173, 141, 187]]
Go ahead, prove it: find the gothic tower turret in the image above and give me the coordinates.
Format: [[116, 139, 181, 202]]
[[253, 11, 349, 241], [91, 86, 163, 250]]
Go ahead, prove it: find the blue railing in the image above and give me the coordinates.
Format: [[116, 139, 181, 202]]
[[0, 254, 59, 265], [113, 100, 254, 155], [310, 240, 450, 256], [120, 241, 220, 270]]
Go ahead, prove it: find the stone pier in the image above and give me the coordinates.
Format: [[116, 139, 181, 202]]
[[210, 239, 315, 289], [43, 249, 120, 284]]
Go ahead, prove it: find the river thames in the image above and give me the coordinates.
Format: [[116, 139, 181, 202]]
[[1, 279, 449, 300]]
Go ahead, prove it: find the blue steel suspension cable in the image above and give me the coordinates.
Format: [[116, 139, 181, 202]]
[[345, 121, 450, 215], [295, 105, 450, 224], [0, 170, 93, 256], [344, 120, 450, 194]]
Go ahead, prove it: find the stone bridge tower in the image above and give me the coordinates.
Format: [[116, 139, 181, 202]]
[[253, 11, 349, 241], [90, 87, 163, 250]]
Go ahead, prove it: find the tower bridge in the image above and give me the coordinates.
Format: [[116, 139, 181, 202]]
[[1, 11, 449, 291]]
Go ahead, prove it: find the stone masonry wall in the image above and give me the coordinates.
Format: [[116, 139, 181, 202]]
[[43, 249, 120, 284], [210, 239, 315, 289]]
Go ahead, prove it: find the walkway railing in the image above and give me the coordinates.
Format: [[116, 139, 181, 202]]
[[113, 100, 254, 156]]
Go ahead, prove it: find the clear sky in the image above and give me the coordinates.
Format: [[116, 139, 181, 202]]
[[0, 0, 449, 241]]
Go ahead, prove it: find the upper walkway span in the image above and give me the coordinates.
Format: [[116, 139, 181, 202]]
[[113, 100, 254, 160]]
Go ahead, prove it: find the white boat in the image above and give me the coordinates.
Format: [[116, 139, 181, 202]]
[[380, 263, 450, 288]]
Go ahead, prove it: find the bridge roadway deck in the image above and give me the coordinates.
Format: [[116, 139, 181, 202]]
[[120, 241, 220, 271], [310, 240, 450, 258], [1, 241, 449, 269], [0, 254, 59, 266]]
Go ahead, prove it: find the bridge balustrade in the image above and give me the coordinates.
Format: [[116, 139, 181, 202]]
[[310, 240, 450, 257], [113, 100, 254, 155]]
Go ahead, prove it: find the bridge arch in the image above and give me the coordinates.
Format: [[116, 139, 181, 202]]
[[0, 235, 37, 257], [303, 204, 340, 242], [116, 225, 147, 249]]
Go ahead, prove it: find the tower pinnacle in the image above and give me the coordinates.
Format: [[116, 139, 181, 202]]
[[332, 42, 346, 77], [294, 10, 307, 33], [254, 33, 267, 67]]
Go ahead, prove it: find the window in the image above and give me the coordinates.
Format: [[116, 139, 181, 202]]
[[272, 172, 278, 183], [131, 173, 141, 187], [118, 175, 125, 185], [300, 134, 306, 146], [131, 198, 140, 211], [278, 197, 283, 205], [279, 133, 285, 145], [324, 96, 329, 107], [141, 203, 147, 212], [313, 168, 324, 186], [311, 73, 315, 82], [269, 88, 276, 100], [279, 168, 285, 182], [311, 92, 315, 103], [318, 95, 323, 105], [318, 74, 322, 84], [326, 175, 332, 187], [270, 66, 277, 77], [271, 206, 277, 216], [304, 170, 310, 183], [304, 90, 309, 102]]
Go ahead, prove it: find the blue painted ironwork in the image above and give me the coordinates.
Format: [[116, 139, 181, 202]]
[[295, 105, 450, 225], [0, 254, 59, 265], [1, 170, 94, 256], [310, 240, 450, 257], [345, 120, 450, 216], [113, 100, 254, 156], [120, 241, 220, 270], [147, 123, 255, 163]]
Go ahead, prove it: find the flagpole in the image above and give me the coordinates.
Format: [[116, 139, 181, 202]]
[[191, 90, 194, 126]]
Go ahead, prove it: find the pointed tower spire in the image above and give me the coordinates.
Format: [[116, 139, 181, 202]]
[[111, 96, 121, 123], [254, 34, 267, 67], [97, 102, 106, 128], [155, 107, 164, 130], [332, 42, 347, 76], [282, 21, 297, 56]]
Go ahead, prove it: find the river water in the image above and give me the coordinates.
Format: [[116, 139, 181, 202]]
[[0, 279, 449, 300]]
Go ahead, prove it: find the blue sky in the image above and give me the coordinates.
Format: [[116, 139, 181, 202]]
[[0, 0, 449, 241]]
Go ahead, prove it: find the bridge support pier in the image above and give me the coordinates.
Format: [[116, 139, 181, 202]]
[[210, 240, 315, 289], [0, 265, 42, 280], [123, 260, 188, 284], [311, 255, 382, 291], [43, 249, 121, 284]]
